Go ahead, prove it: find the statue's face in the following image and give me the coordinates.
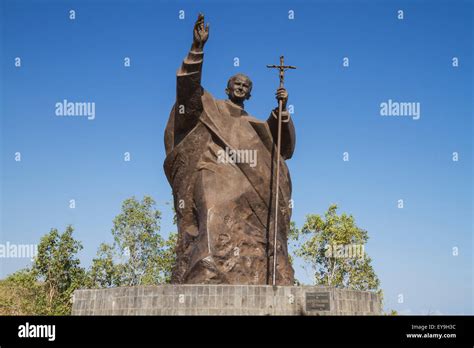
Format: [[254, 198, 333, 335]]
[[226, 75, 252, 103]]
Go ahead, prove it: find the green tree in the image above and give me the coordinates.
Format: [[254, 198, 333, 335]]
[[0, 269, 46, 315], [0, 226, 86, 315], [89, 196, 177, 287], [33, 225, 86, 314], [88, 243, 124, 288], [290, 204, 380, 293]]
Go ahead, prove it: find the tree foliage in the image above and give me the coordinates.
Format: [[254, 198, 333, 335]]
[[33, 225, 86, 314], [0, 226, 85, 315], [290, 204, 380, 293], [0, 269, 46, 315], [88, 196, 177, 287], [0, 196, 177, 314]]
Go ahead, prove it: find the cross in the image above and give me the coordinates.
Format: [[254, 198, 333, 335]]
[[266, 56, 296, 88], [266, 56, 296, 286]]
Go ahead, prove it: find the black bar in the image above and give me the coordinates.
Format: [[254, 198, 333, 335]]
[[0, 315, 473, 346]]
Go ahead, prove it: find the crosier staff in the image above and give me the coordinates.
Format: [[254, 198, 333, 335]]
[[266, 56, 296, 286]]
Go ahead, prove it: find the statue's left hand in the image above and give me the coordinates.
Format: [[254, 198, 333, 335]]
[[276, 87, 288, 109]]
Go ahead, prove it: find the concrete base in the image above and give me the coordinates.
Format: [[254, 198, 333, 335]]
[[72, 284, 382, 316]]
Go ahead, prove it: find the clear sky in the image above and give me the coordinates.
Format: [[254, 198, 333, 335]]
[[1, 0, 472, 314]]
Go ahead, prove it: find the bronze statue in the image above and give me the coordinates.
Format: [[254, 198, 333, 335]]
[[164, 14, 296, 285]]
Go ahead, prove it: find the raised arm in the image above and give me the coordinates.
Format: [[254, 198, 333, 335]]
[[174, 14, 210, 141], [177, 14, 209, 103]]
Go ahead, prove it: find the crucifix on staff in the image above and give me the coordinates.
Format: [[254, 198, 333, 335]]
[[267, 56, 296, 286]]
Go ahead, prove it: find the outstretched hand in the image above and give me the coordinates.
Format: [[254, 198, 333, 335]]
[[193, 13, 209, 49]]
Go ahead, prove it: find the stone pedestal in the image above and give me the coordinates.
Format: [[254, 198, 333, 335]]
[[72, 285, 381, 315]]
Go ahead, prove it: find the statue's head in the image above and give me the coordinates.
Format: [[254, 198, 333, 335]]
[[225, 74, 252, 105]]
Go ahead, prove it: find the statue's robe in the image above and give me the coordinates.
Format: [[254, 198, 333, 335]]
[[164, 48, 295, 285]]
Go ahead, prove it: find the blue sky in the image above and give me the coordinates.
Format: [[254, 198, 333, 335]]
[[1, 0, 472, 314]]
